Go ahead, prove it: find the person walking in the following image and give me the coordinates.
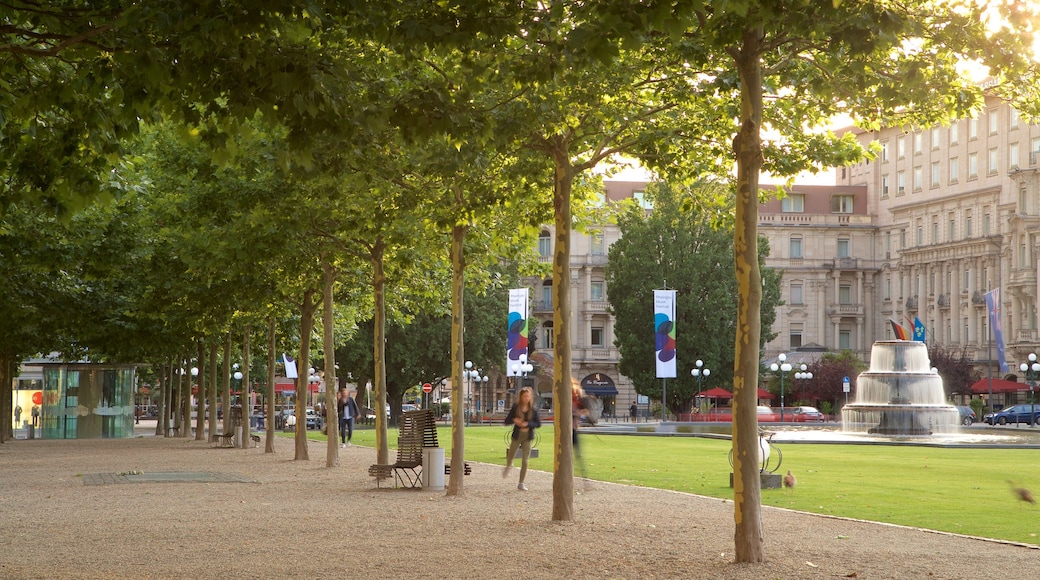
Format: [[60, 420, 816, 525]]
[[502, 387, 540, 491], [571, 379, 590, 481], [629, 401, 638, 423], [337, 388, 360, 448]]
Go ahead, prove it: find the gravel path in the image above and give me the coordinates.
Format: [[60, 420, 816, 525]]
[[0, 427, 1036, 579]]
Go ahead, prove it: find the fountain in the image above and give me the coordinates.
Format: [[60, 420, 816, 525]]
[[842, 340, 960, 436]]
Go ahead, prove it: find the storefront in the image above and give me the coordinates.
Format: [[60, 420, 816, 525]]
[[40, 363, 137, 439]]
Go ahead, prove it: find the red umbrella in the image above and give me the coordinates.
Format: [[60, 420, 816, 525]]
[[698, 387, 733, 398], [757, 388, 775, 399], [970, 378, 1028, 394]]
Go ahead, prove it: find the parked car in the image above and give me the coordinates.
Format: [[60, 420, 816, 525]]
[[757, 406, 779, 422], [789, 406, 825, 422], [956, 405, 976, 425], [983, 404, 1040, 426], [401, 404, 419, 413], [305, 407, 323, 430]]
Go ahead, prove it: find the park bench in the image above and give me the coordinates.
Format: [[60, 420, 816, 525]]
[[368, 409, 471, 488], [215, 432, 235, 448]]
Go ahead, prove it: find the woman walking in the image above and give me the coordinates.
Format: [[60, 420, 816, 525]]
[[502, 387, 540, 491]]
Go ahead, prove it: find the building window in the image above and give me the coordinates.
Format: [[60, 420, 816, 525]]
[[538, 231, 551, 258], [837, 237, 850, 258], [839, 284, 852, 305], [541, 281, 552, 310], [897, 171, 905, 195], [913, 166, 922, 191], [932, 221, 938, 244], [968, 152, 978, 178], [881, 141, 889, 162], [1010, 107, 1020, 129], [791, 283, 803, 305], [988, 109, 999, 134], [590, 230, 604, 255], [1010, 142, 1020, 169], [913, 132, 922, 155], [1021, 186, 1028, 215], [948, 215, 955, 241], [781, 194, 805, 212], [1032, 137, 1040, 165], [949, 157, 959, 183], [790, 324, 803, 349], [839, 330, 851, 350], [988, 148, 998, 175], [950, 123, 959, 145], [931, 127, 940, 149], [966, 214, 973, 237], [790, 236, 803, 259], [930, 162, 940, 187], [633, 190, 653, 209], [969, 116, 978, 140], [916, 225, 923, 246], [983, 212, 990, 236], [830, 194, 854, 213], [881, 175, 890, 198], [897, 135, 906, 158], [543, 321, 554, 350], [590, 281, 604, 301], [591, 326, 605, 347], [884, 276, 891, 300]]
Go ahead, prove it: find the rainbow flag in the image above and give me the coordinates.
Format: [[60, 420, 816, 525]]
[[889, 318, 911, 340]]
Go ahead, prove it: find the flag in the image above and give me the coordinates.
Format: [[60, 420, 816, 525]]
[[283, 353, 298, 379], [654, 289, 676, 378], [985, 289, 1009, 374], [506, 288, 529, 375], [913, 317, 926, 342], [889, 318, 911, 340]]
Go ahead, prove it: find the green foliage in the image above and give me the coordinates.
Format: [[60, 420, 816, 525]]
[[607, 181, 782, 416], [797, 350, 869, 410]]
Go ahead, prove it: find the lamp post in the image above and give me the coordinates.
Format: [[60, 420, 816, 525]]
[[464, 361, 480, 426], [1019, 353, 1039, 427], [770, 353, 792, 422], [691, 360, 710, 414], [794, 364, 813, 407]]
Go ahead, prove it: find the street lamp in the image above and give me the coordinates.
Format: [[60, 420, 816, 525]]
[[794, 364, 813, 406], [464, 361, 481, 425], [770, 353, 792, 422], [1019, 353, 1040, 427], [691, 360, 710, 414]]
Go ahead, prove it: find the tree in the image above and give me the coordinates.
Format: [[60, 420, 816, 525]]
[[799, 351, 868, 413], [607, 182, 781, 418], [929, 345, 980, 398]]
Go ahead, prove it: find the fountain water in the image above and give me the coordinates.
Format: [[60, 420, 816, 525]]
[[842, 340, 960, 436]]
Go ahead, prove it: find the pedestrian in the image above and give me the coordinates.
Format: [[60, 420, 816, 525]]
[[629, 400, 638, 423], [571, 378, 589, 480], [502, 387, 540, 491], [31, 405, 40, 427], [14, 404, 22, 426], [337, 388, 360, 448]]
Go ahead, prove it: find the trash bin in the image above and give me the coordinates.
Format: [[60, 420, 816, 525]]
[[421, 447, 445, 490]]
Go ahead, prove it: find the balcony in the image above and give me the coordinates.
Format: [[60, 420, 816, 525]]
[[532, 299, 553, 313], [829, 257, 859, 270], [906, 295, 918, 311], [937, 293, 950, 308], [828, 304, 864, 317], [971, 290, 986, 306], [583, 300, 610, 313]]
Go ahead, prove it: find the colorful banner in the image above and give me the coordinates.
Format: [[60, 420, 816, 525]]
[[889, 319, 911, 340], [913, 317, 926, 342], [506, 288, 529, 375], [654, 289, 676, 378], [985, 289, 1009, 374]]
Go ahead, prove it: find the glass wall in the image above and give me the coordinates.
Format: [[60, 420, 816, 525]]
[[41, 364, 136, 439]]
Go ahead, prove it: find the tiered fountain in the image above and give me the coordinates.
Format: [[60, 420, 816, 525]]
[[842, 340, 960, 435]]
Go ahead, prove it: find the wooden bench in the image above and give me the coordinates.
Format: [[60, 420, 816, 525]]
[[368, 410, 472, 488], [215, 432, 235, 448]]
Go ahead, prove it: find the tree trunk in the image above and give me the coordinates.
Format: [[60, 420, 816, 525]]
[[446, 222, 467, 496], [730, 26, 766, 563], [322, 258, 340, 467], [195, 341, 206, 440], [0, 354, 11, 443], [371, 238, 390, 466], [296, 292, 315, 460], [240, 325, 252, 449], [551, 154, 577, 521], [208, 341, 218, 442], [158, 361, 169, 436], [266, 317, 277, 453], [180, 357, 192, 438], [221, 332, 232, 439]]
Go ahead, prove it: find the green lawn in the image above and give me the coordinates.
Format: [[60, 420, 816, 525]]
[[308, 424, 1040, 546]]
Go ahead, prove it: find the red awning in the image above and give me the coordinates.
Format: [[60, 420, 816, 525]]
[[698, 387, 734, 398], [970, 378, 1029, 394], [275, 380, 320, 393], [757, 388, 775, 399]]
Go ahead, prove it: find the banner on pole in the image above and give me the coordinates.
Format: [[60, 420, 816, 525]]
[[985, 288, 1009, 374], [654, 289, 677, 378], [283, 353, 298, 379], [506, 288, 529, 376]]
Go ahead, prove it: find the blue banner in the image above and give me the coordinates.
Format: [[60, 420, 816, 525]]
[[985, 289, 1009, 374], [913, 317, 926, 342]]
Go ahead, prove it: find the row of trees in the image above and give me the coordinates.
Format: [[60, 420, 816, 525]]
[[3, 0, 1038, 564]]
